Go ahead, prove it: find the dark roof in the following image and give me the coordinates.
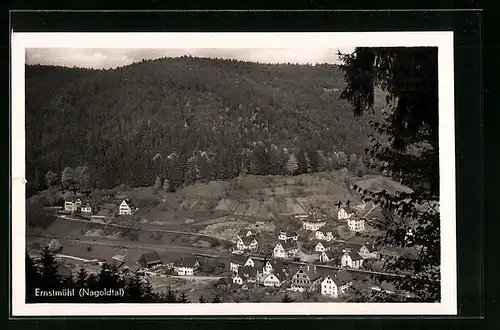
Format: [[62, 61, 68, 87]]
[[239, 265, 258, 278], [123, 198, 136, 209], [65, 195, 81, 202], [241, 236, 257, 245], [175, 256, 198, 268], [333, 270, 353, 286], [231, 254, 249, 264], [279, 240, 298, 251], [342, 206, 357, 214], [294, 266, 323, 281], [273, 269, 287, 282], [324, 250, 343, 259], [139, 251, 162, 265], [348, 252, 364, 261], [238, 229, 252, 236]]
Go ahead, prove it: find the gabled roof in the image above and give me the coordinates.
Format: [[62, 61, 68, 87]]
[[241, 236, 257, 246], [332, 270, 353, 286], [294, 266, 323, 282], [324, 250, 343, 260], [231, 254, 249, 264], [122, 198, 136, 209], [175, 256, 198, 268], [278, 240, 297, 251], [139, 251, 162, 265], [239, 265, 258, 278], [65, 195, 81, 202], [345, 252, 364, 261], [238, 229, 252, 236]]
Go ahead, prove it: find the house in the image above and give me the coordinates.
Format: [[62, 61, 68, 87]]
[[118, 198, 136, 215], [315, 241, 332, 253], [80, 201, 93, 214], [262, 270, 287, 287], [64, 196, 82, 212], [347, 215, 365, 232], [229, 255, 256, 273], [238, 265, 259, 283], [138, 251, 162, 269], [302, 217, 327, 231], [337, 201, 357, 220], [340, 251, 364, 269], [343, 242, 376, 259], [278, 230, 299, 241], [261, 259, 288, 277], [290, 265, 323, 292], [236, 236, 259, 251], [321, 271, 353, 298], [314, 225, 337, 241], [111, 254, 126, 268], [273, 240, 299, 259], [237, 229, 254, 239], [319, 250, 343, 264], [173, 256, 200, 276], [232, 271, 244, 285]]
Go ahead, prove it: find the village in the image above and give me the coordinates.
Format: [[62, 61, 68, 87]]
[[28, 173, 418, 303]]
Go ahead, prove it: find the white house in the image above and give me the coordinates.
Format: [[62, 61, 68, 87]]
[[232, 271, 244, 285], [342, 243, 377, 259], [314, 225, 337, 241], [230, 255, 256, 273], [340, 251, 364, 269], [64, 196, 82, 212], [302, 217, 326, 231], [347, 216, 365, 232], [278, 230, 299, 241], [321, 271, 353, 298], [315, 242, 332, 253], [173, 256, 200, 276], [319, 250, 343, 264], [337, 205, 356, 220], [80, 202, 93, 214], [118, 198, 136, 215], [261, 259, 287, 277], [238, 265, 259, 283], [236, 236, 259, 251], [262, 271, 286, 287], [273, 240, 299, 259], [290, 265, 323, 292]]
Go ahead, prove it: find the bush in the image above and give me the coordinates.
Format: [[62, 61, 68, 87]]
[[87, 246, 92, 252]]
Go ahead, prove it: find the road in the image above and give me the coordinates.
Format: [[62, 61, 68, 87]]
[[46, 212, 232, 243]]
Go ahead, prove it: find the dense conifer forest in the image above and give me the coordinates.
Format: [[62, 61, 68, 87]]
[[26, 56, 383, 195]]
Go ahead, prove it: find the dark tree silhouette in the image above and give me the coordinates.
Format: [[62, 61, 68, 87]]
[[339, 47, 440, 302]]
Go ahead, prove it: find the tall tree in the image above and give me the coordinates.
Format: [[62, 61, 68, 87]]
[[306, 147, 320, 172], [44, 170, 58, 188], [61, 167, 74, 189], [337, 151, 348, 168], [348, 153, 358, 172], [38, 246, 62, 293], [296, 148, 309, 174], [286, 153, 299, 175], [339, 47, 440, 302]]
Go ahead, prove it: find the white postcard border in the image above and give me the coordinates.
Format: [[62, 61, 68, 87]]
[[11, 31, 456, 316]]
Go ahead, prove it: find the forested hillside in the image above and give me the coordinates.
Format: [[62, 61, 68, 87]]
[[26, 56, 380, 195]]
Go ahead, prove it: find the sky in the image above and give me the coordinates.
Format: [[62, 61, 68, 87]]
[[25, 48, 354, 70]]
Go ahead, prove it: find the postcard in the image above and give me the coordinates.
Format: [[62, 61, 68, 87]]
[[11, 31, 456, 316]]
